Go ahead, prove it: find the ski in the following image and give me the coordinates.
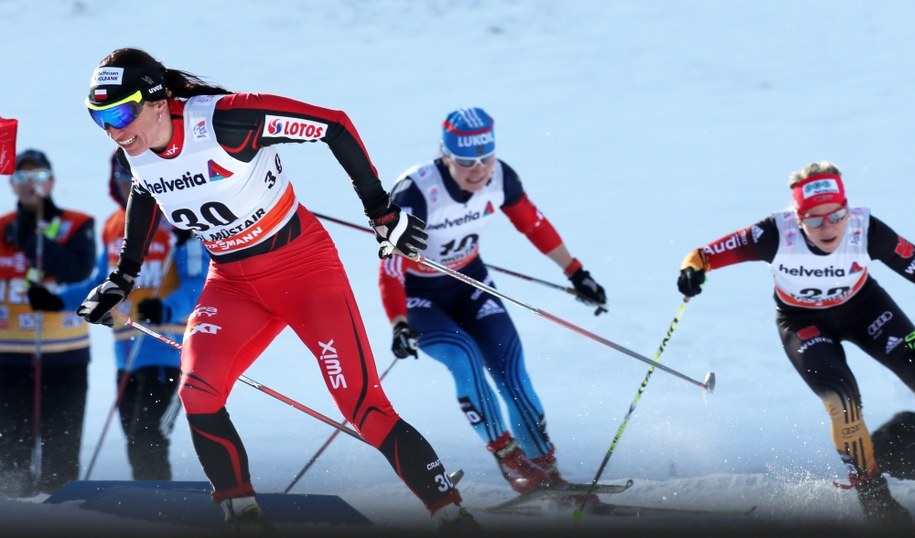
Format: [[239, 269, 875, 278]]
[[491, 498, 757, 518], [583, 501, 758, 518], [486, 479, 635, 513]]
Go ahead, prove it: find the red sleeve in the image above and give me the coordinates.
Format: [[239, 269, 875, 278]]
[[501, 193, 563, 254], [214, 93, 390, 220], [379, 256, 407, 322], [702, 226, 768, 270]]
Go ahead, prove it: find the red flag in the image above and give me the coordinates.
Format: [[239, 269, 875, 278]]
[[0, 117, 17, 175]]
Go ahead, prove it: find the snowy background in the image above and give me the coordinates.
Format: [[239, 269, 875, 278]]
[[2, 0, 915, 534]]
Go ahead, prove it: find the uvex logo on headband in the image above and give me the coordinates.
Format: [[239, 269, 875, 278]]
[[792, 173, 846, 215]]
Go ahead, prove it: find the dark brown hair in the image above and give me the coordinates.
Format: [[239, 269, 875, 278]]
[[98, 48, 231, 99]]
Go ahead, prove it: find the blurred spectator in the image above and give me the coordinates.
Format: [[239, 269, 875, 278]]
[[0, 149, 96, 496]]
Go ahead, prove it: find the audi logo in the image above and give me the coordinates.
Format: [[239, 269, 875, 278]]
[[868, 311, 893, 336]]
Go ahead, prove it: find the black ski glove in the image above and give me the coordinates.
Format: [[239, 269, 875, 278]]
[[391, 321, 419, 359], [677, 248, 708, 297], [370, 203, 428, 259], [2, 221, 15, 246], [77, 270, 135, 327], [568, 266, 608, 316], [137, 297, 171, 325], [26, 284, 65, 312], [172, 227, 195, 247]]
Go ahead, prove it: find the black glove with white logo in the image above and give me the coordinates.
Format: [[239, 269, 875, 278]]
[[391, 321, 419, 359], [568, 267, 608, 316], [77, 270, 135, 327], [370, 203, 428, 259]]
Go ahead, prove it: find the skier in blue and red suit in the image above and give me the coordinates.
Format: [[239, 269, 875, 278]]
[[379, 107, 607, 499]]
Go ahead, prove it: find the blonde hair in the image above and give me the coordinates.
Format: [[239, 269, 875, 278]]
[[788, 161, 842, 188]]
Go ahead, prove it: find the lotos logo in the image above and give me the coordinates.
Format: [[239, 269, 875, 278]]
[[264, 115, 327, 141]]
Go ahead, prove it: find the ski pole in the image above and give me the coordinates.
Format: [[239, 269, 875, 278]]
[[159, 385, 182, 438], [572, 298, 689, 520], [409, 252, 714, 392], [483, 263, 577, 296], [284, 357, 398, 493], [114, 313, 366, 443], [84, 247, 175, 480], [312, 211, 584, 299], [237, 375, 364, 442], [29, 197, 46, 485]]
